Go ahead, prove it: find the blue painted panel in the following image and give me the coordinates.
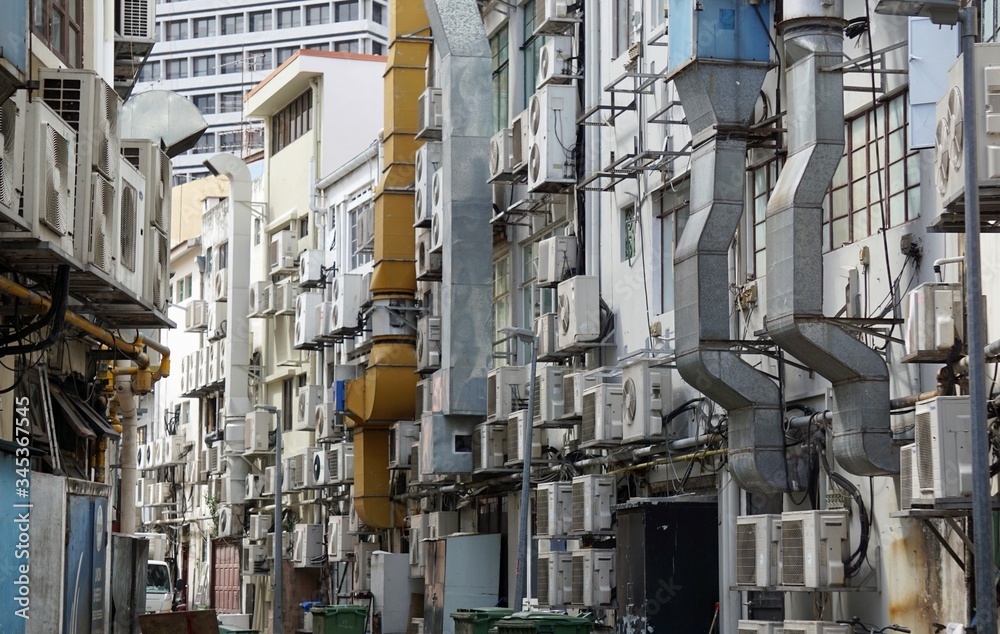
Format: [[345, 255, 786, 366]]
[[669, 0, 772, 71], [64, 495, 94, 634], [0, 452, 28, 634], [908, 17, 960, 148], [0, 0, 28, 75], [668, 0, 696, 71], [92, 497, 108, 632]]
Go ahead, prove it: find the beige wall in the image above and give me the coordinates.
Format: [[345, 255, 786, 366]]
[[170, 175, 230, 247]]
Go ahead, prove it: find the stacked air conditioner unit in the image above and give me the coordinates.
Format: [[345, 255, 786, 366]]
[[389, 422, 418, 469], [161, 436, 184, 465], [136, 477, 148, 506], [537, 235, 578, 287], [537, 551, 573, 608], [735, 514, 781, 588], [282, 457, 298, 493], [315, 402, 342, 443], [122, 138, 171, 311], [116, 159, 146, 295], [0, 93, 26, 232], [580, 384, 623, 447], [781, 622, 850, 634], [527, 84, 577, 193], [293, 523, 324, 567], [537, 482, 573, 537], [207, 300, 226, 342], [429, 170, 445, 253], [738, 622, 784, 634], [244, 411, 272, 454], [299, 249, 324, 287], [416, 228, 442, 281], [185, 299, 209, 332], [899, 443, 927, 510], [915, 396, 973, 500], [416, 87, 443, 141], [249, 514, 271, 541], [136, 444, 147, 471], [557, 275, 600, 351], [327, 515, 357, 562], [217, 506, 240, 537], [330, 273, 363, 334], [408, 514, 428, 577], [779, 510, 850, 588], [426, 511, 459, 540], [562, 369, 607, 418], [414, 142, 441, 227], [316, 301, 335, 341], [416, 315, 442, 372], [511, 110, 529, 175], [270, 229, 297, 274], [275, 280, 297, 316], [488, 127, 516, 183], [571, 474, 614, 533], [536, 36, 575, 88], [263, 282, 278, 315], [621, 359, 669, 443], [262, 466, 277, 497], [570, 549, 615, 607], [152, 438, 165, 468], [295, 385, 324, 431], [535, 312, 559, 360], [902, 283, 964, 362], [535, 0, 577, 35], [330, 443, 355, 484], [39, 69, 122, 277], [242, 540, 268, 576], [245, 474, 265, 501], [353, 541, 377, 591], [530, 367, 567, 427], [473, 422, 508, 473], [487, 366, 528, 422], [265, 531, 293, 561], [207, 341, 220, 384], [210, 443, 225, 475], [294, 291, 323, 349], [214, 266, 229, 302], [308, 448, 331, 487], [505, 411, 542, 465], [248, 281, 269, 318]]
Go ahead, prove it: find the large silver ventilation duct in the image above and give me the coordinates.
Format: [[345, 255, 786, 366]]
[[673, 63, 787, 493], [765, 0, 896, 475]]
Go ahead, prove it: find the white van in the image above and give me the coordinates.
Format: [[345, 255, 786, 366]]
[[146, 560, 173, 613]]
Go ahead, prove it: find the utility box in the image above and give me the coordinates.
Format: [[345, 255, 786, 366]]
[[615, 497, 719, 634], [668, 0, 773, 71], [425, 534, 501, 634]]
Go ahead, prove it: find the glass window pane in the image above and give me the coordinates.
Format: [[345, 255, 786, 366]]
[[907, 185, 921, 221], [888, 161, 905, 194], [888, 96, 905, 130], [832, 155, 848, 188], [851, 116, 867, 148], [832, 187, 849, 218], [906, 153, 921, 185], [851, 149, 866, 181], [889, 192, 905, 226], [852, 179, 866, 211], [832, 217, 849, 248], [852, 209, 868, 240], [888, 129, 905, 163]]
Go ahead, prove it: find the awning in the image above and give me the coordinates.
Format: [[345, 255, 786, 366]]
[[68, 396, 120, 439], [49, 388, 97, 440], [50, 384, 121, 440]]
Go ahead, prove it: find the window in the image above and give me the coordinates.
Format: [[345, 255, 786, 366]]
[[221, 13, 243, 35], [349, 199, 374, 269], [277, 7, 300, 28], [217, 242, 229, 269], [220, 52, 242, 74], [165, 59, 187, 79], [747, 159, 778, 276], [334, 40, 359, 53], [520, 225, 567, 357], [372, 2, 385, 24], [299, 217, 310, 238], [139, 61, 160, 83], [621, 205, 636, 261], [192, 93, 215, 115], [282, 378, 293, 431], [271, 89, 313, 154], [246, 127, 264, 152], [218, 132, 241, 152], [34, 0, 89, 67], [372, 41, 384, 56], [307, 42, 330, 51], [493, 253, 511, 355], [655, 184, 689, 315], [191, 132, 215, 154], [335, 1, 359, 21], [490, 26, 509, 133], [823, 92, 920, 250], [174, 274, 194, 301], [220, 91, 243, 113], [248, 49, 273, 71], [614, 0, 630, 58], [166, 19, 188, 41], [277, 46, 299, 65], [522, 2, 543, 111], [193, 55, 215, 77], [250, 10, 272, 32], [192, 16, 215, 38], [306, 4, 330, 25], [650, 0, 667, 28]]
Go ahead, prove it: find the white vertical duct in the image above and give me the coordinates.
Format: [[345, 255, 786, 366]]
[[764, 0, 897, 475]]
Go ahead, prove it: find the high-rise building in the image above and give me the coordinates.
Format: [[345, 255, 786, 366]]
[[136, 0, 389, 183]]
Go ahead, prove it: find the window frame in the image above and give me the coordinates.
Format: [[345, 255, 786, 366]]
[[490, 25, 510, 133]]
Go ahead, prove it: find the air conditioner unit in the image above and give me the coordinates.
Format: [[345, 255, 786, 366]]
[[416, 87, 443, 140], [296, 450, 316, 490], [535, 312, 559, 360], [563, 369, 606, 418], [294, 291, 323, 349], [152, 438, 165, 468], [780, 510, 849, 588], [270, 229, 297, 274], [570, 549, 615, 607], [535, 0, 575, 35], [249, 514, 271, 540], [330, 273, 363, 333], [262, 466, 277, 497], [214, 267, 229, 302], [327, 515, 357, 562], [527, 84, 578, 193], [537, 36, 575, 88], [0, 93, 26, 231], [331, 443, 355, 484], [39, 69, 123, 272], [414, 141, 442, 227], [282, 457, 297, 493], [116, 159, 146, 294], [505, 411, 542, 465], [571, 474, 614, 533], [489, 128, 516, 183], [316, 402, 343, 443], [511, 110, 529, 174], [275, 280, 297, 316], [244, 411, 272, 454], [537, 235, 578, 287], [299, 249, 324, 287], [430, 170, 445, 253], [146, 224, 170, 312], [308, 448, 330, 487], [533, 365, 567, 425], [245, 475, 264, 501], [900, 442, 929, 510], [121, 139, 170, 239], [185, 299, 208, 332], [735, 514, 781, 588], [426, 511, 459, 540], [538, 551, 574, 608], [487, 366, 528, 422], [265, 531, 293, 561], [315, 301, 334, 341], [217, 506, 241, 537], [621, 359, 669, 442], [263, 282, 278, 315], [135, 477, 148, 506], [248, 281, 269, 318], [293, 523, 324, 567], [16, 100, 77, 257], [915, 396, 973, 499], [416, 315, 442, 372], [416, 228, 443, 281], [781, 622, 850, 634], [738, 621, 784, 634], [537, 482, 573, 537], [206, 300, 226, 342], [557, 275, 600, 351], [935, 44, 1000, 215], [242, 541, 268, 576], [389, 421, 418, 469], [473, 422, 508, 472], [162, 435, 184, 465], [118, 0, 156, 42], [408, 514, 428, 576], [580, 384, 623, 447], [902, 283, 964, 362], [211, 443, 227, 475], [155, 482, 173, 506], [206, 342, 219, 384], [136, 444, 147, 471]]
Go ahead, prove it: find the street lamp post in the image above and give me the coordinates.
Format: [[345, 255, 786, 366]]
[[256, 404, 284, 634]]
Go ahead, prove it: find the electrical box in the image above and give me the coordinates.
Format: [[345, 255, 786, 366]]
[[735, 514, 781, 588], [903, 283, 964, 362], [915, 396, 973, 500], [667, 0, 773, 72], [779, 510, 849, 588]]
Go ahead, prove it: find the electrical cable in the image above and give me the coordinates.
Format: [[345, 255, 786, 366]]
[[820, 445, 870, 576]]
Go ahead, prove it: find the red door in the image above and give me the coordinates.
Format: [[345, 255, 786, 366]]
[[212, 540, 241, 613]]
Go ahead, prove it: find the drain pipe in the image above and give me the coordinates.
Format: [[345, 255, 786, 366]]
[[672, 61, 787, 493], [764, 0, 897, 475]]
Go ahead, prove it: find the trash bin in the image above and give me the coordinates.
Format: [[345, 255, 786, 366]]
[[310, 604, 368, 634], [451, 608, 515, 634], [495, 612, 593, 634]]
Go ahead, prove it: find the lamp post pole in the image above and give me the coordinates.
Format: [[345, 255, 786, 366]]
[[256, 405, 284, 633]]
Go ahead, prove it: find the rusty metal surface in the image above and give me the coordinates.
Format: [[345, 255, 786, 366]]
[[138, 610, 220, 634]]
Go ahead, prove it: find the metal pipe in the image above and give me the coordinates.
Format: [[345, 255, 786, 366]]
[[116, 374, 138, 533], [669, 432, 724, 451], [256, 405, 283, 634], [960, 6, 997, 627], [314, 144, 379, 192], [787, 411, 833, 428], [513, 333, 538, 610]]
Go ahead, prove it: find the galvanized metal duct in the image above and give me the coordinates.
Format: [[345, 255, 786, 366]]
[[764, 0, 896, 475], [672, 63, 787, 493], [423, 0, 493, 419]]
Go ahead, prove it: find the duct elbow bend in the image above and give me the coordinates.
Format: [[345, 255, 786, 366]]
[[829, 379, 898, 476]]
